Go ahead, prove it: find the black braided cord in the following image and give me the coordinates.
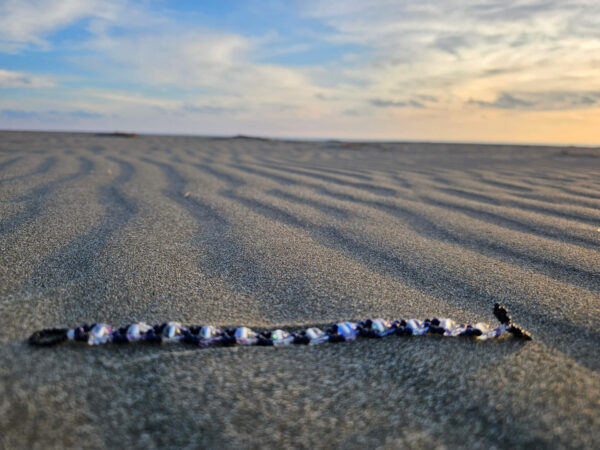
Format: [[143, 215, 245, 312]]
[[28, 303, 532, 347], [29, 328, 69, 346]]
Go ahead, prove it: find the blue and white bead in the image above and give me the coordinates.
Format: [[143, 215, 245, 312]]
[[336, 322, 358, 341], [234, 327, 258, 345], [439, 319, 466, 337], [474, 323, 508, 340], [406, 319, 428, 335], [199, 325, 220, 340], [126, 322, 152, 341], [162, 322, 184, 342], [371, 318, 394, 337], [305, 327, 328, 344], [88, 324, 113, 345], [270, 329, 294, 346]]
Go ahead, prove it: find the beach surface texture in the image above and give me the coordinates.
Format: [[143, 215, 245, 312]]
[[1, 131, 598, 449]]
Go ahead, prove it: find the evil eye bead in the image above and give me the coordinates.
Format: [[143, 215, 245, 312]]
[[88, 324, 113, 345], [234, 327, 257, 345], [371, 318, 391, 336], [474, 322, 502, 340], [271, 329, 294, 346], [126, 322, 152, 341], [439, 319, 463, 336], [491, 325, 508, 338], [305, 327, 328, 344], [439, 318, 454, 332], [336, 322, 358, 341], [199, 325, 220, 340], [162, 322, 184, 342], [406, 319, 428, 335]]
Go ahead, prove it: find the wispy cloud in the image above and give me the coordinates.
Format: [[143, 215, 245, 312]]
[[302, 0, 600, 108], [0, 0, 156, 51], [0, 68, 55, 88], [370, 99, 424, 108], [0, 0, 107, 51], [470, 91, 600, 110], [1, 108, 103, 119], [182, 104, 238, 115]]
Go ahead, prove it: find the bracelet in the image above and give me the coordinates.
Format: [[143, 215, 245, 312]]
[[28, 303, 531, 347]]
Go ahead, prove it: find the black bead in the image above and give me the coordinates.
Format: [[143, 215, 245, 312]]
[[220, 335, 236, 346], [256, 336, 273, 346], [431, 318, 440, 326], [395, 326, 408, 336], [429, 325, 444, 335], [182, 334, 199, 345], [150, 334, 162, 343], [293, 335, 310, 345], [145, 329, 160, 343], [74, 327, 87, 341], [112, 333, 128, 344]]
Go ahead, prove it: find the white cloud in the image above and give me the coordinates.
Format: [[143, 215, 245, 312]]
[[0, 68, 55, 88], [301, 0, 600, 110], [0, 0, 156, 51], [88, 31, 252, 88], [0, 1, 331, 117], [81, 29, 333, 119], [0, 0, 94, 49]]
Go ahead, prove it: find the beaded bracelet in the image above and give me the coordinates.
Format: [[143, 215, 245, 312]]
[[28, 303, 531, 347]]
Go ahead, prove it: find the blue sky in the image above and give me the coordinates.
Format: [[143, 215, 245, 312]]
[[0, 0, 599, 143]]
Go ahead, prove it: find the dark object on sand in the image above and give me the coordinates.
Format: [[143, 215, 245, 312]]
[[28, 328, 69, 346], [29, 303, 531, 347], [494, 303, 532, 339], [95, 132, 137, 138]]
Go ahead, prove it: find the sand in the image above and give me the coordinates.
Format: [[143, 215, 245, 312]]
[[0, 131, 598, 449]]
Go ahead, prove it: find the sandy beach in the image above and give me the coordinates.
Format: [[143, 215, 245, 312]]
[[0, 130, 598, 448]]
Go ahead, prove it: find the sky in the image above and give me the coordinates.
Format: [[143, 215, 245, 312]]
[[0, 0, 599, 144]]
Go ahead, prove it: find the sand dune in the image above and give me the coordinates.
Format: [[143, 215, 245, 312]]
[[1, 131, 598, 448]]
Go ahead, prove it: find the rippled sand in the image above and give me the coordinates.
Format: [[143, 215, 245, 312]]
[[1, 131, 598, 448]]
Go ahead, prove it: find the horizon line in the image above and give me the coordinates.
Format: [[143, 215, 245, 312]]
[[1, 127, 599, 149]]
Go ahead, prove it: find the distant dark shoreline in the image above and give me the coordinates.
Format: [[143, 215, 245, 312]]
[[0, 128, 598, 149]]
